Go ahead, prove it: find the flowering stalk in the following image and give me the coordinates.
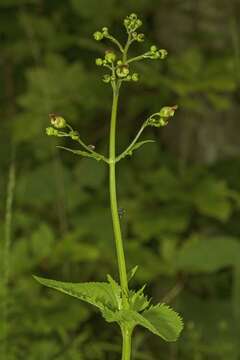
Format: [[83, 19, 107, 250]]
[[37, 13, 183, 360]]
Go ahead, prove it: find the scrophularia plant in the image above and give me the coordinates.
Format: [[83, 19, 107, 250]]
[[35, 14, 183, 360]]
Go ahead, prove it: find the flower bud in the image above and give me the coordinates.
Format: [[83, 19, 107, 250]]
[[49, 114, 66, 128], [132, 32, 138, 40], [158, 49, 168, 59], [116, 65, 129, 78], [93, 31, 103, 41], [137, 33, 144, 42], [159, 105, 178, 118], [150, 45, 157, 53], [70, 131, 79, 140], [102, 27, 109, 36], [102, 74, 111, 83], [129, 13, 137, 20], [105, 50, 116, 63], [132, 73, 139, 82], [46, 127, 59, 136], [95, 58, 103, 66]]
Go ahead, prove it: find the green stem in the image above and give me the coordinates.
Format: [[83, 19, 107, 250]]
[[116, 123, 147, 162], [126, 54, 146, 64], [108, 82, 128, 294], [121, 326, 133, 360]]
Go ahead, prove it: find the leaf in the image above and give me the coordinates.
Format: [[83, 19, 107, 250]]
[[124, 140, 155, 158], [176, 236, 240, 273], [34, 276, 118, 311], [57, 146, 103, 161], [102, 303, 183, 342], [106, 275, 122, 310], [139, 304, 184, 342], [127, 265, 139, 282], [128, 286, 150, 312]]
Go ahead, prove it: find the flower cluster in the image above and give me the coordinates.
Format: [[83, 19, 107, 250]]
[[93, 27, 109, 41], [143, 46, 168, 60], [93, 13, 168, 85], [124, 13, 142, 33], [146, 106, 178, 127], [46, 114, 80, 141]]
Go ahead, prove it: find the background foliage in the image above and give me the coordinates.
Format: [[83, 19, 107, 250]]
[[1, 1, 240, 359]]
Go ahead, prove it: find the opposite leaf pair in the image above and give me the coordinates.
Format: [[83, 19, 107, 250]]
[[34, 274, 183, 342]]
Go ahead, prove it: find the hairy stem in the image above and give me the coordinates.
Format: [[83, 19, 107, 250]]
[[109, 82, 128, 294]]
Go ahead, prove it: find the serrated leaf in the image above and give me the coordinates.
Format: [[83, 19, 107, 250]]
[[107, 275, 122, 310], [102, 303, 183, 342], [34, 276, 118, 310], [128, 286, 150, 312], [57, 146, 102, 161], [140, 304, 183, 341]]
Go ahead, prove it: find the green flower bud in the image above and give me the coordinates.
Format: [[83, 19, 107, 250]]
[[49, 114, 66, 128], [102, 74, 111, 83], [159, 105, 178, 118], [102, 27, 109, 36], [105, 50, 116, 63], [137, 33, 144, 42], [96, 58, 103, 66], [132, 73, 139, 82], [70, 131, 79, 140], [46, 127, 59, 136], [158, 49, 168, 59], [117, 60, 123, 66], [136, 19, 142, 28], [132, 32, 138, 39], [116, 65, 129, 78], [93, 31, 103, 41], [150, 45, 157, 53], [129, 13, 137, 20], [147, 106, 178, 128]]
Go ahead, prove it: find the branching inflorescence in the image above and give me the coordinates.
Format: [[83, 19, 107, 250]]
[[35, 13, 183, 360]]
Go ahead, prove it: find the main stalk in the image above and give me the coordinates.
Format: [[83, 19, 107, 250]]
[[108, 81, 129, 294]]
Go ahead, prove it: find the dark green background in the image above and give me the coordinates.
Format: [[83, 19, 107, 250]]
[[1, 0, 240, 359]]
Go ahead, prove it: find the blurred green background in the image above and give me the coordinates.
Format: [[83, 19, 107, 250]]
[[1, 1, 240, 359]]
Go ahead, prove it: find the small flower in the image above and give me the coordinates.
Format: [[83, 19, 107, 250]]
[[159, 105, 178, 118], [132, 73, 139, 82], [93, 31, 103, 41], [116, 65, 129, 78], [105, 50, 116, 63], [158, 49, 168, 59], [49, 114, 66, 128], [96, 58, 103, 66], [46, 127, 59, 136], [146, 106, 178, 128], [102, 27, 109, 36], [102, 74, 111, 83], [150, 45, 157, 53], [137, 33, 145, 42], [69, 131, 80, 140]]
